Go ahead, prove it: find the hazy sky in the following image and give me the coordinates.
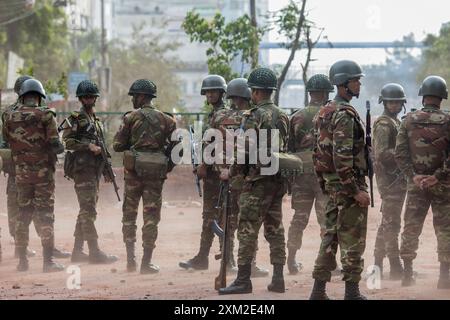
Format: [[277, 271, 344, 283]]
[[267, 0, 449, 69]]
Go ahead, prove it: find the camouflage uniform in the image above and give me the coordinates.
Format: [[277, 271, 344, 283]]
[[62, 107, 109, 242], [312, 96, 368, 283], [113, 104, 177, 250], [373, 112, 406, 261], [395, 105, 450, 264], [287, 103, 327, 256]]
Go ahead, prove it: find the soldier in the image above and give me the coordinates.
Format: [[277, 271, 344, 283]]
[[62, 80, 118, 264], [286, 74, 332, 275], [210, 77, 269, 277], [395, 76, 450, 289], [309, 60, 369, 300], [219, 67, 289, 295], [0, 75, 70, 260], [113, 79, 178, 274], [372, 83, 407, 280], [2, 79, 65, 272], [179, 75, 227, 270]]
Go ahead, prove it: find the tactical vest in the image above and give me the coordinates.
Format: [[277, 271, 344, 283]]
[[6, 106, 51, 163], [314, 100, 365, 174], [133, 107, 170, 152], [404, 109, 450, 174]]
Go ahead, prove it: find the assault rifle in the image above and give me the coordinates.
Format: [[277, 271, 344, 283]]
[[365, 101, 374, 208], [189, 125, 202, 197]]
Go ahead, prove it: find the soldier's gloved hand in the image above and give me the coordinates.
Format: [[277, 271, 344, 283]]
[[354, 190, 370, 207], [420, 175, 438, 189], [88, 143, 102, 155], [413, 175, 427, 188]]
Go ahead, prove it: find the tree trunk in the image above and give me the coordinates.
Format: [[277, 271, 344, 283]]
[[250, 0, 258, 69], [274, 0, 307, 106]]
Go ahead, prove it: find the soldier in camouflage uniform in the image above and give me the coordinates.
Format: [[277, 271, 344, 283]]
[[179, 75, 227, 271], [113, 79, 178, 274], [210, 77, 269, 277], [0, 76, 70, 260], [2, 79, 65, 272], [372, 83, 407, 280], [61, 80, 118, 264], [219, 67, 289, 295], [309, 60, 369, 300], [286, 74, 333, 275], [395, 76, 450, 289]]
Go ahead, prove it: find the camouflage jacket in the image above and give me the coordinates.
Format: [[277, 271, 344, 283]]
[[373, 111, 405, 187], [239, 99, 289, 181], [3, 103, 60, 184], [0, 101, 20, 174], [113, 104, 177, 154], [313, 96, 367, 196], [288, 103, 321, 153], [395, 104, 450, 182]]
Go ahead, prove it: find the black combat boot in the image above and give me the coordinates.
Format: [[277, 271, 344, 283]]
[[344, 281, 367, 300], [43, 246, 65, 273], [251, 260, 270, 278], [401, 259, 416, 287], [389, 257, 404, 280], [218, 264, 252, 295], [267, 264, 285, 293], [374, 256, 384, 278], [179, 255, 209, 270], [126, 242, 136, 272], [16, 247, 29, 272], [287, 248, 302, 275], [437, 262, 450, 289], [140, 247, 159, 274], [309, 280, 330, 300], [53, 247, 71, 259], [87, 239, 118, 264], [71, 237, 89, 263]]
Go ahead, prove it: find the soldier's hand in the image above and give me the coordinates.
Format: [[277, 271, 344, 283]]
[[104, 175, 112, 183], [219, 168, 230, 181], [88, 143, 102, 155], [354, 191, 370, 207], [420, 175, 438, 189], [413, 175, 427, 188], [196, 163, 208, 179]]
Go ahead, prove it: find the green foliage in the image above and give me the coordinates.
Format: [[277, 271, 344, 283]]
[[419, 22, 450, 82], [182, 11, 264, 81]]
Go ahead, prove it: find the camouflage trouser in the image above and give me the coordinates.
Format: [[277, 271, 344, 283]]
[[122, 174, 164, 249], [73, 171, 100, 241], [196, 171, 221, 257], [312, 181, 368, 283], [373, 180, 406, 259], [15, 179, 56, 248], [7, 175, 40, 238], [287, 174, 327, 251], [237, 177, 287, 266], [400, 182, 450, 263]]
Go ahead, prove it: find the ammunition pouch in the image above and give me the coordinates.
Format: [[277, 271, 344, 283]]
[[273, 152, 303, 177], [133, 150, 169, 179]]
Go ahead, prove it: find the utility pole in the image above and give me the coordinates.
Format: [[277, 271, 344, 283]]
[[249, 0, 258, 68], [101, 0, 106, 69]]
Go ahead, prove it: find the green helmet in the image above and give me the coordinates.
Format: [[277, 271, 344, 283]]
[[247, 67, 278, 90], [418, 76, 448, 99], [200, 75, 227, 95], [306, 74, 334, 92], [14, 75, 33, 94], [329, 60, 364, 86], [76, 80, 100, 97], [128, 79, 157, 97], [226, 78, 251, 100], [19, 79, 46, 99], [378, 83, 407, 104]]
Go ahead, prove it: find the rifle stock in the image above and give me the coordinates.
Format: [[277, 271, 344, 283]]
[[214, 180, 230, 291]]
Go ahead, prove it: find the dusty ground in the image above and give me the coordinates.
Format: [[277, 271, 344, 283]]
[[0, 166, 449, 300]]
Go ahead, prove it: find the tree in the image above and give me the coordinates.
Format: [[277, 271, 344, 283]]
[[300, 25, 323, 106], [419, 22, 450, 82], [182, 11, 264, 81], [270, 0, 307, 105]]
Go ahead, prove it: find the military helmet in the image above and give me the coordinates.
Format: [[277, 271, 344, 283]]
[[200, 75, 227, 95], [76, 80, 100, 97], [329, 60, 364, 86], [306, 74, 334, 92], [226, 78, 251, 100], [19, 79, 46, 99], [247, 67, 278, 90], [418, 76, 448, 100], [378, 83, 407, 104], [128, 79, 157, 98], [14, 75, 33, 94]]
